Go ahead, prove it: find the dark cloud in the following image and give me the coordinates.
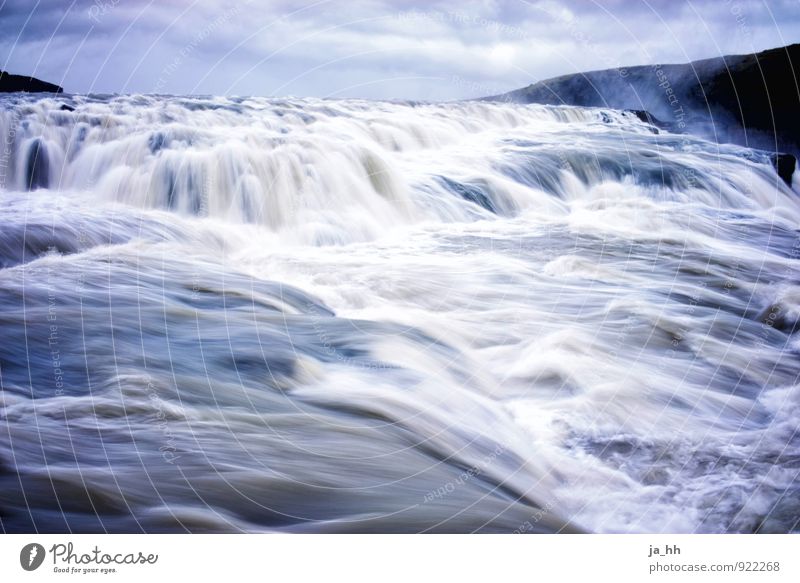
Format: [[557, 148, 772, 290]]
[[1, 0, 798, 99]]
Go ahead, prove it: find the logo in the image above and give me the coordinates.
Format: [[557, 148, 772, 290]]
[[20, 543, 46, 571]]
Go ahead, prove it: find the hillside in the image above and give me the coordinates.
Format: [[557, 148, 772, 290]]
[[486, 44, 800, 156], [0, 70, 63, 93]]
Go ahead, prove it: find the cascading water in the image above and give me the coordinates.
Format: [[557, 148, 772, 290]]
[[0, 93, 798, 533]]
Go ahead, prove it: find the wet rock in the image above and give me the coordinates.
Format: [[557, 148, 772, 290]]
[[769, 153, 795, 186]]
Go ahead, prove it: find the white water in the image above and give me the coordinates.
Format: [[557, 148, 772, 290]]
[[0, 94, 798, 532]]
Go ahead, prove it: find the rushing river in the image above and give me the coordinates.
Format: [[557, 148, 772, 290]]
[[0, 94, 798, 533]]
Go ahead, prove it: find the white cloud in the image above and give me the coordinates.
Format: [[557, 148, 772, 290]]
[[1, 0, 799, 99]]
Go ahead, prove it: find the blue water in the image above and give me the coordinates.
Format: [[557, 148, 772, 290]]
[[0, 94, 798, 532]]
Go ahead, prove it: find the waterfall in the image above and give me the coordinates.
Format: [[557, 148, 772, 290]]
[[1, 93, 798, 533]]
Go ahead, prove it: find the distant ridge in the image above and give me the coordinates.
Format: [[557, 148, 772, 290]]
[[485, 44, 800, 156], [0, 70, 63, 93]]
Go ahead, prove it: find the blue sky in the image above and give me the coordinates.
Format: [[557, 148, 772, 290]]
[[1, 0, 798, 99]]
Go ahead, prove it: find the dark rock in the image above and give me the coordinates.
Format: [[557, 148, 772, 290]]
[[769, 153, 796, 186], [438, 176, 497, 213], [25, 138, 49, 190], [148, 132, 166, 153], [626, 109, 667, 129], [758, 302, 800, 334], [485, 44, 800, 156], [0, 70, 63, 93], [59, 103, 75, 112], [623, 109, 665, 134]]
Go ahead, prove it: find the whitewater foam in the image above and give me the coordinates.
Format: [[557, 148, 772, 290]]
[[0, 94, 798, 533]]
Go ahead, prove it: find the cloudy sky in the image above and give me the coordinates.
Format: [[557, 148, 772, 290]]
[[1, 0, 798, 100]]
